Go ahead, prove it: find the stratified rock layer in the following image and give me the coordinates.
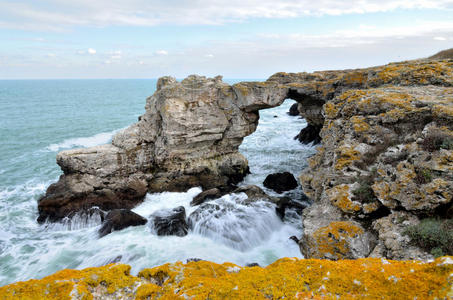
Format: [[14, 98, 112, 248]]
[[1, 257, 452, 299]]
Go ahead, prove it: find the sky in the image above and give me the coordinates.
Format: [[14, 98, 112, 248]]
[[0, 0, 453, 79]]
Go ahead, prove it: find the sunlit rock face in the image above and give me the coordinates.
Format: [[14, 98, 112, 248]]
[[38, 58, 453, 263], [299, 59, 453, 260]]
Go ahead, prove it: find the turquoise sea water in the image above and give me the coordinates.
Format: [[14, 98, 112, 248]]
[[0, 79, 315, 286]]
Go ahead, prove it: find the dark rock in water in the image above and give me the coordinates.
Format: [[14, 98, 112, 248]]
[[186, 258, 203, 263], [233, 185, 279, 204], [263, 172, 298, 193], [294, 124, 322, 144], [150, 206, 188, 237], [37, 175, 147, 223], [107, 255, 123, 264], [246, 263, 261, 267], [98, 209, 147, 238], [273, 115, 278, 118], [288, 103, 300, 116], [191, 188, 222, 206], [289, 236, 300, 244], [275, 197, 308, 220]]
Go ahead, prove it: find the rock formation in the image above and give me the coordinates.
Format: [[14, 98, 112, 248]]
[[1, 257, 452, 299], [299, 60, 453, 260], [38, 56, 453, 261]]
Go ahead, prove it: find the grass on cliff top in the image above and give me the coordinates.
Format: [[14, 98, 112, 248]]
[[404, 218, 453, 257]]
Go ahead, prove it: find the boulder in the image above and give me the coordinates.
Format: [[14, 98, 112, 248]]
[[263, 172, 298, 193], [275, 197, 308, 220], [98, 209, 147, 237], [294, 124, 322, 144], [288, 103, 300, 116], [150, 206, 189, 237], [191, 188, 223, 206]]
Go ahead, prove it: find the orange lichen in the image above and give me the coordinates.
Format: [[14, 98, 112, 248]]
[[335, 145, 361, 170], [327, 185, 361, 213], [1, 257, 453, 299], [0, 264, 137, 300], [323, 102, 339, 119], [350, 116, 370, 133], [309, 221, 365, 260]]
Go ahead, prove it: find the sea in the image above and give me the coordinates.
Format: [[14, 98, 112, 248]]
[[0, 79, 316, 286]]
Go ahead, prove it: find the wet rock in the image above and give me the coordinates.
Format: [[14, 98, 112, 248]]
[[289, 236, 300, 244], [233, 185, 279, 203], [188, 194, 277, 251], [150, 206, 188, 237], [275, 197, 308, 220], [191, 188, 223, 206], [186, 258, 203, 263], [245, 263, 260, 267], [263, 172, 298, 193], [294, 124, 322, 144], [288, 103, 300, 116], [98, 209, 147, 237]]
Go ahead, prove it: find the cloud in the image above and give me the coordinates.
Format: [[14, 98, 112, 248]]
[[0, 0, 452, 30], [433, 36, 447, 40], [88, 48, 96, 54], [205, 54, 214, 58], [155, 50, 168, 55]]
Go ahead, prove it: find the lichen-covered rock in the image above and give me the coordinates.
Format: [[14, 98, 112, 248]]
[[39, 59, 453, 223], [300, 221, 376, 260], [1, 257, 452, 299], [300, 67, 453, 259]]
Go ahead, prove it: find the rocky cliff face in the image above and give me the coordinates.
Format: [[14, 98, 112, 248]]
[[299, 60, 453, 260], [1, 257, 452, 299], [38, 58, 453, 262]]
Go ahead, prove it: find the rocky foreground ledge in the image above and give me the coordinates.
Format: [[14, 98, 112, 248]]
[[1, 257, 452, 299]]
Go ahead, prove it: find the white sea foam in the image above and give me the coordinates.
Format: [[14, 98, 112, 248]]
[[46, 129, 121, 152]]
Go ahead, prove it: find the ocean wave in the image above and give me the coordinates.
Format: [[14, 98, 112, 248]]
[[46, 129, 121, 152]]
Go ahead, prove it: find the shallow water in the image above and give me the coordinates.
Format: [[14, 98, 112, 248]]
[[0, 79, 316, 286]]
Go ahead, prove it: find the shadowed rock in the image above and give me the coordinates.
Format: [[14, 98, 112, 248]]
[[191, 188, 223, 206], [288, 103, 300, 116], [150, 206, 188, 237], [98, 209, 147, 237], [263, 172, 298, 193]]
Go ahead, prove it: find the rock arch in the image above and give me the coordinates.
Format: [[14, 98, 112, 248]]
[[37, 74, 326, 222]]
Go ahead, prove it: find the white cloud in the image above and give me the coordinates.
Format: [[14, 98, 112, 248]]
[[155, 50, 168, 55], [46, 53, 55, 57], [0, 0, 452, 30], [433, 36, 447, 40], [88, 48, 96, 55], [76, 50, 86, 55], [205, 54, 214, 58]]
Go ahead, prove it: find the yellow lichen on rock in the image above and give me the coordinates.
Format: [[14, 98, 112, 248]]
[[0, 264, 138, 300], [350, 115, 370, 133], [335, 145, 361, 170], [326, 184, 361, 213], [1, 257, 453, 299]]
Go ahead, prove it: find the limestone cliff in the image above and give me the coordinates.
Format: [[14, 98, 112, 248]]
[[298, 60, 453, 260], [1, 257, 452, 299], [38, 58, 453, 262]]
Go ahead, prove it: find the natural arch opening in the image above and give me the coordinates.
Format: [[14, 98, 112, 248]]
[[239, 99, 318, 195]]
